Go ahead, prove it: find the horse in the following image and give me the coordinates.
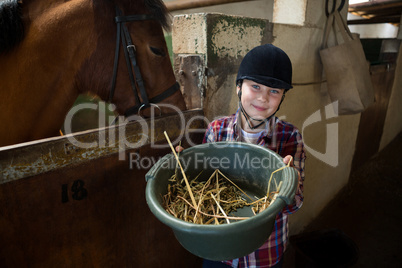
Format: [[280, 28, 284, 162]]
[[0, 0, 186, 147]]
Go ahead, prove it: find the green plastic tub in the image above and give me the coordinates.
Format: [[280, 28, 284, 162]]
[[145, 142, 298, 261]]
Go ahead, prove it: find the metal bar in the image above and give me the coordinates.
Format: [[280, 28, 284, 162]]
[[0, 109, 204, 183]]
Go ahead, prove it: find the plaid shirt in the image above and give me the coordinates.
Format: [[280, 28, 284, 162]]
[[203, 109, 306, 268]]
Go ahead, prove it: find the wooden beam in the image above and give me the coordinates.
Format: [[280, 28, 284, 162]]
[[348, 14, 401, 25], [349, 1, 402, 13], [166, 0, 255, 12]]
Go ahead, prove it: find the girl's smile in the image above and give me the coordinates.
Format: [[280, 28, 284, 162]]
[[251, 104, 268, 112]]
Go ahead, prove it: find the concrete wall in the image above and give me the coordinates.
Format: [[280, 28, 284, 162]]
[[173, 13, 273, 119], [168, 0, 402, 235]]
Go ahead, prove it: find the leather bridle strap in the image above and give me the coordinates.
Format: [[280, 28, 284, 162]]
[[110, 7, 151, 105], [120, 15, 149, 108], [109, 6, 180, 117], [124, 82, 180, 117]]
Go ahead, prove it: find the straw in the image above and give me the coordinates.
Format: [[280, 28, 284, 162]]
[[210, 193, 230, 224], [266, 156, 293, 197], [163, 131, 197, 208]]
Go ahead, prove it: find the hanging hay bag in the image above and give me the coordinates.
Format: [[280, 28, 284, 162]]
[[145, 142, 298, 261], [320, 10, 375, 115]]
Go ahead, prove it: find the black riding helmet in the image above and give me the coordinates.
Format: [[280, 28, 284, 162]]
[[236, 44, 293, 91], [236, 44, 293, 130]]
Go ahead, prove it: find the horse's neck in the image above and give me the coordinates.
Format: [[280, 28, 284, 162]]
[[0, 50, 80, 146], [0, 0, 95, 146]]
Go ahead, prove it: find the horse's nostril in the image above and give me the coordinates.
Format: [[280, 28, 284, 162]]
[[150, 46, 165, 57]]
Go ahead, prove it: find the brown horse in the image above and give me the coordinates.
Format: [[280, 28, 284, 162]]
[[0, 0, 186, 147]]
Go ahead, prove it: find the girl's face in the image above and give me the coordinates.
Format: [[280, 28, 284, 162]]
[[237, 79, 284, 130]]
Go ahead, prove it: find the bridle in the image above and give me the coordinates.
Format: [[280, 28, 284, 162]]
[[109, 6, 180, 118]]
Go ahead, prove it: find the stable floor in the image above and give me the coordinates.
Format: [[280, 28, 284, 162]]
[[283, 132, 402, 267]]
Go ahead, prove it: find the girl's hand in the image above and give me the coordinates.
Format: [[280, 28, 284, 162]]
[[175, 145, 184, 153], [283, 155, 301, 180], [283, 155, 294, 167]]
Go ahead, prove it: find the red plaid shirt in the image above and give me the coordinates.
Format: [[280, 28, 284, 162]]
[[203, 109, 306, 267]]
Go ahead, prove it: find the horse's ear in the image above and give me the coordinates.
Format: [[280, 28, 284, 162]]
[[145, 0, 171, 31], [0, 0, 24, 54]]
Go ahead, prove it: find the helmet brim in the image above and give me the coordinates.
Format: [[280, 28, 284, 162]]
[[237, 75, 293, 90]]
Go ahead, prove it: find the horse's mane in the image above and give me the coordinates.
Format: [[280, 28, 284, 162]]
[[144, 0, 171, 31], [0, 0, 171, 54], [0, 0, 24, 54]]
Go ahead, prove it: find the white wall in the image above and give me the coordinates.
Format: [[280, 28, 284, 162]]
[[166, 0, 274, 21], [348, 13, 399, 39]]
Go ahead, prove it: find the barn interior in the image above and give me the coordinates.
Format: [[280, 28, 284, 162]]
[[1, 0, 401, 267]]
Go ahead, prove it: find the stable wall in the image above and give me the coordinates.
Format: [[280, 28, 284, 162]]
[[272, 21, 361, 234], [379, 42, 402, 151], [170, 0, 402, 235]]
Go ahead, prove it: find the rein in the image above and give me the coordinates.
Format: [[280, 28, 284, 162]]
[[109, 6, 180, 118]]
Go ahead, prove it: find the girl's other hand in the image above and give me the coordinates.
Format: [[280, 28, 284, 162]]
[[283, 155, 301, 180], [175, 145, 184, 153], [283, 155, 294, 167]]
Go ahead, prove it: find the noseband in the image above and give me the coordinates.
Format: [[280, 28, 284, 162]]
[[109, 6, 180, 118]]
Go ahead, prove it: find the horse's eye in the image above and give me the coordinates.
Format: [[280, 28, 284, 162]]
[[150, 46, 166, 57]]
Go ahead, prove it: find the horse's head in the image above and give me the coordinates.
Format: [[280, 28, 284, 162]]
[[0, 0, 186, 146], [76, 0, 186, 118]]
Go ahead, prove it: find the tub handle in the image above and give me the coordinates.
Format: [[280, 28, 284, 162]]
[[277, 167, 299, 205], [145, 153, 174, 182]]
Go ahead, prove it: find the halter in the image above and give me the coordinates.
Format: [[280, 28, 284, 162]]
[[109, 6, 180, 118]]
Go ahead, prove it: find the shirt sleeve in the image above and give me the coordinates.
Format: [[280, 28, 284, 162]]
[[203, 121, 217, 143], [280, 129, 306, 215]]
